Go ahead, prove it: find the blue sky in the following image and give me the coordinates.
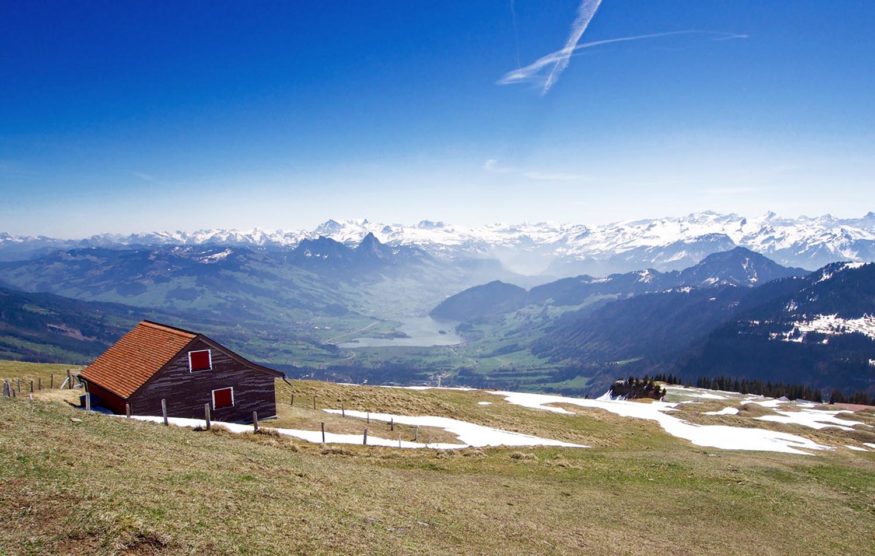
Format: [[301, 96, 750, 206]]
[[1, 0, 873, 237]]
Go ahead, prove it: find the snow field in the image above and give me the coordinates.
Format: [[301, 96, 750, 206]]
[[756, 409, 865, 431], [489, 391, 830, 455], [323, 409, 584, 448], [123, 411, 585, 450]]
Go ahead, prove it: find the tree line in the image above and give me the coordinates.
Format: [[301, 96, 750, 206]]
[[692, 376, 873, 405], [613, 373, 873, 405], [609, 377, 666, 400]]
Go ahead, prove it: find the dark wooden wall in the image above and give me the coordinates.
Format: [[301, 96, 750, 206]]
[[86, 381, 126, 414], [129, 338, 277, 423]]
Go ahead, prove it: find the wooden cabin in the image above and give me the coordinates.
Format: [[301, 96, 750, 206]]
[[79, 320, 283, 423]]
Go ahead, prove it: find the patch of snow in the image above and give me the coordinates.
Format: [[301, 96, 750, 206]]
[[704, 407, 739, 416], [477, 401, 493, 406], [772, 314, 875, 343], [740, 397, 787, 409], [756, 409, 864, 431], [323, 409, 583, 448], [124, 415, 475, 449], [373, 385, 476, 391], [198, 248, 232, 264], [686, 392, 727, 400], [865, 443, 875, 450], [664, 386, 731, 400], [490, 391, 827, 455], [845, 445, 868, 452], [817, 262, 867, 283]]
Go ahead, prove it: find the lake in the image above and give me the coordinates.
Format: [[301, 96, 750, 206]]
[[338, 316, 462, 348]]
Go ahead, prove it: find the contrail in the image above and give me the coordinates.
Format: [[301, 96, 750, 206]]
[[542, 0, 602, 94], [498, 28, 747, 93], [509, 0, 521, 69], [571, 30, 748, 50]]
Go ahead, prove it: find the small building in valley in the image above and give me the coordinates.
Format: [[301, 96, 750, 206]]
[[79, 320, 283, 423]]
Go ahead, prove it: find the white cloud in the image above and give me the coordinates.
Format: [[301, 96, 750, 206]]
[[482, 158, 513, 174]]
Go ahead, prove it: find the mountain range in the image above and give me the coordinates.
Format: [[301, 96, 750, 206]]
[[3, 211, 875, 275], [680, 262, 875, 394], [431, 247, 806, 321], [0, 233, 524, 369], [1, 214, 873, 398], [432, 250, 873, 396]]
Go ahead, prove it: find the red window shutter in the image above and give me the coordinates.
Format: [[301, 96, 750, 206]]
[[189, 350, 211, 371], [213, 387, 233, 409]]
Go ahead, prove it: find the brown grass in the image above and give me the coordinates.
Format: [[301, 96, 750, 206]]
[[0, 369, 872, 554]]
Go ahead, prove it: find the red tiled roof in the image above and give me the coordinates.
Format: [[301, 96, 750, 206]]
[[79, 321, 197, 398]]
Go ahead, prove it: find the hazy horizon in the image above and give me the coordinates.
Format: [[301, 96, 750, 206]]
[[3, 209, 875, 241]]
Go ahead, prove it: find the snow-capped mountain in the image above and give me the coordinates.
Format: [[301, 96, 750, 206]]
[[2, 212, 874, 275]]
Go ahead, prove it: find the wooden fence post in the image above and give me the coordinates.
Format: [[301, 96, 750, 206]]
[[66, 370, 71, 389], [312, 396, 316, 410], [38, 378, 42, 391], [2, 380, 8, 397], [17, 378, 21, 393], [363, 428, 368, 446], [50, 374, 54, 389], [390, 417, 394, 431], [29, 380, 34, 393], [414, 426, 418, 442], [126, 403, 131, 418], [341, 402, 345, 417], [85, 392, 91, 411], [161, 399, 168, 426], [321, 422, 326, 444], [290, 393, 294, 407], [253, 411, 259, 432], [204, 403, 211, 430]]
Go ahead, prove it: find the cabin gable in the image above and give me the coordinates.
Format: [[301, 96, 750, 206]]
[[128, 337, 278, 423]]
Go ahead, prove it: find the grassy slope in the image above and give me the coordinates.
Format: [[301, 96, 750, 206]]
[[0, 360, 82, 386], [1, 366, 874, 555]]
